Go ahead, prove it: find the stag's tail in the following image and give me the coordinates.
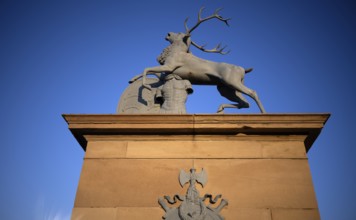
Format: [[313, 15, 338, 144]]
[[245, 68, 253, 74]]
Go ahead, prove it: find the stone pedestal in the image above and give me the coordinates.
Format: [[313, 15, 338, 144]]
[[63, 114, 329, 220]]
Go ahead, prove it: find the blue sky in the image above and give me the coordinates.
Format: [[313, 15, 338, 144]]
[[1, 0, 355, 219]]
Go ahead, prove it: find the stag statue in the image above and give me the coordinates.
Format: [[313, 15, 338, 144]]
[[130, 8, 266, 113]]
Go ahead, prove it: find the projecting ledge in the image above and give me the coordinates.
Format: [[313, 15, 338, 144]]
[[62, 113, 330, 152]]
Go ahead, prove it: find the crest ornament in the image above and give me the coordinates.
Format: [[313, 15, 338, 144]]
[[117, 77, 164, 113], [159, 168, 228, 220]]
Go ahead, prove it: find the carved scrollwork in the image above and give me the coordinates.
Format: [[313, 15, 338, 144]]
[[158, 168, 228, 220]]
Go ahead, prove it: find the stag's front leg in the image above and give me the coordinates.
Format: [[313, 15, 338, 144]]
[[129, 72, 163, 84], [142, 65, 175, 90]]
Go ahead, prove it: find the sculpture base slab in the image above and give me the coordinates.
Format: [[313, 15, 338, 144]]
[[63, 114, 329, 220]]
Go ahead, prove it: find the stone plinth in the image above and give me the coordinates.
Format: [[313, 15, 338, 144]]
[[63, 114, 329, 220]]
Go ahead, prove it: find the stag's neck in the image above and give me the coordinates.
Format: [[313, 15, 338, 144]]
[[170, 41, 189, 52], [157, 42, 189, 65]]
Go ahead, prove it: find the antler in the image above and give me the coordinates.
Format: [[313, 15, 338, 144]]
[[190, 42, 230, 55], [185, 7, 230, 34], [184, 7, 231, 54]]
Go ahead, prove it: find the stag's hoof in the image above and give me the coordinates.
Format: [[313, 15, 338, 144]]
[[216, 107, 224, 114]]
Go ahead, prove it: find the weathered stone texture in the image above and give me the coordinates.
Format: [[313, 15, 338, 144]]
[[271, 208, 321, 220], [74, 159, 192, 207], [194, 159, 318, 209], [221, 208, 272, 220], [85, 138, 307, 159], [71, 208, 116, 220]]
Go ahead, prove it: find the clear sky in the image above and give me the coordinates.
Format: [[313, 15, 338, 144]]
[[1, 0, 355, 219]]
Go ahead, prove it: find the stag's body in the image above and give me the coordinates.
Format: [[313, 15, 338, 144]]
[[157, 36, 235, 85], [131, 8, 266, 113]]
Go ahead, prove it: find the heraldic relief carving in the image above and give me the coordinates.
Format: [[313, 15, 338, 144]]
[[159, 168, 228, 220], [118, 7, 265, 114]]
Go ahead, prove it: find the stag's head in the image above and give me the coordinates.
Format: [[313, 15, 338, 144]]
[[165, 32, 189, 44]]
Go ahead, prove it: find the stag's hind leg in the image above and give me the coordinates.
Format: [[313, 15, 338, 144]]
[[222, 67, 266, 113], [229, 82, 266, 113], [216, 85, 250, 113]]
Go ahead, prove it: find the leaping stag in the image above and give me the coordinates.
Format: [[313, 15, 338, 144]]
[[130, 7, 266, 113]]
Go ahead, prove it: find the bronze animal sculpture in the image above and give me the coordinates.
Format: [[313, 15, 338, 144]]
[[130, 8, 266, 113]]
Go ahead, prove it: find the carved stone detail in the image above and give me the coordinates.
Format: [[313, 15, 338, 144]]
[[117, 78, 163, 114], [156, 74, 193, 114], [117, 74, 192, 114], [159, 168, 228, 220]]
